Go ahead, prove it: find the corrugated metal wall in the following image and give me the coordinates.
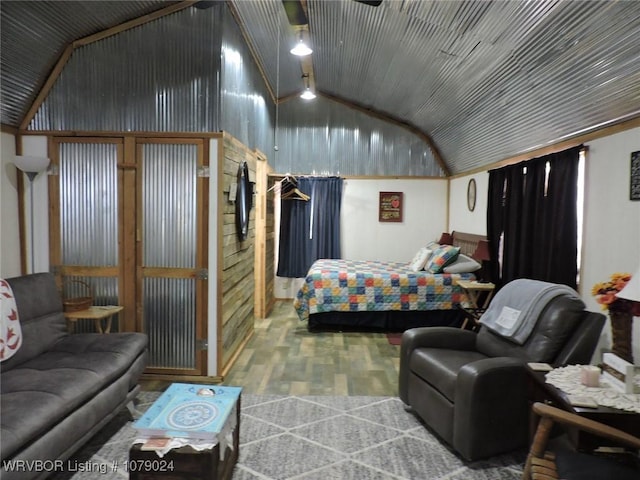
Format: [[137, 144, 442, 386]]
[[0, 0, 174, 127], [142, 144, 197, 268], [220, 6, 275, 159], [143, 278, 196, 369], [29, 3, 441, 177], [274, 95, 442, 176], [59, 143, 118, 265], [30, 7, 223, 132], [7, 2, 640, 175], [228, 1, 443, 176]]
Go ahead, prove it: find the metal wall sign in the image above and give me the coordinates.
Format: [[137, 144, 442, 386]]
[[379, 191, 403, 222]]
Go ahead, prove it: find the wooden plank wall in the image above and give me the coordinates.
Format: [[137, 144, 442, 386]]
[[220, 133, 257, 372], [264, 175, 276, 316], [254, 154, 275, 319]]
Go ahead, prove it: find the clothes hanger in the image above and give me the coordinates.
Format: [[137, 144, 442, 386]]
[[281, 186, 310, 201], [280, 175, 310, 201]]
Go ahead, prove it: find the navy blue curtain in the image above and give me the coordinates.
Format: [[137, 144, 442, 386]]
[[487, 146, 581, 290], [277, 177, 343, 278]]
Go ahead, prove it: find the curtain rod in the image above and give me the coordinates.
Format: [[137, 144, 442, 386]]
[[267, 173, 341, 179]]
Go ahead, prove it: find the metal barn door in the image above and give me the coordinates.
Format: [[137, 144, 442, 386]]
[[137, 139, 206, 376], [51, 137, 207, 376], [50, 139, 122, 333]]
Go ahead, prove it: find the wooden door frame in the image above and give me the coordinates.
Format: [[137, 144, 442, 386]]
[[48, 136, 124, 297], [48, 134, 211, 377], [136, 137, 207, 377]]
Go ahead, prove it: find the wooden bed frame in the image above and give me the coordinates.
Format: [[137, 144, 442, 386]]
[[307, 231, 488, 332], [450, 231, 486, 257]]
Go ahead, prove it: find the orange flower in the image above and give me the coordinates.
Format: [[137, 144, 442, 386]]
[[592, 272, 633, 313]]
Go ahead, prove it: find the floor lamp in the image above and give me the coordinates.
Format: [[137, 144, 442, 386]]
[[13, 155, 50, 274]]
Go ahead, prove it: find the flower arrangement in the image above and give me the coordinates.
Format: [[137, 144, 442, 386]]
[[591, 272, 634, 314], [592, 272, 639, 363]]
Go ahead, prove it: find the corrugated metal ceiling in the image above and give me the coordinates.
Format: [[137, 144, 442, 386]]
[[2, 0, 639, 175], [0, 0, 181, 128], [232, 0, 640, 173]]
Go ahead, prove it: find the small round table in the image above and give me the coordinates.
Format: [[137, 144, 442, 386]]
[[64, 305, 124, 333]]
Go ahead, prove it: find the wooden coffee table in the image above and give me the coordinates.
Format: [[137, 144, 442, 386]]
[[526, 365, 640, 450], [128, 402, 239, 480], [129, 385, 241, 480]]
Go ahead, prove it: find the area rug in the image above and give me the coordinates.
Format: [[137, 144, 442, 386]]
[[386, 333, 402, 345], [49, 392, 525, 480]]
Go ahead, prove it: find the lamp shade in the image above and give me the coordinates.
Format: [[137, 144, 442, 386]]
[[300, 88, 316, 100], [438, 232, 453, 245], [14, 155, 49, 174], [617, 267, 640, 303], [472, 240, 491, 261], [291, 40, 312, 56], [290, 29, 312, 57]]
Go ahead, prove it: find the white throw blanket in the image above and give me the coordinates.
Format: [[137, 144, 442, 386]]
[[1, 279, 22, 361], [479, 279, 583, 345]]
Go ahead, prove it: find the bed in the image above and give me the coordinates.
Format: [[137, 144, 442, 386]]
[[294, 231, 486, 332]]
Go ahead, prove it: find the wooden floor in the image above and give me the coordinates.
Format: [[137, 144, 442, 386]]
[[141, 301, 402, 396], [223, 301, 401, 396]]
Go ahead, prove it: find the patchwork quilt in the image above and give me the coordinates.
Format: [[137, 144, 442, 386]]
[[294, 259, 475, 321]]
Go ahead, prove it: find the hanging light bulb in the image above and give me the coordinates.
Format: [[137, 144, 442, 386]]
[[300, 88, 316, 100], [290, 31, 312, 56], [300, 74, 316, 100]]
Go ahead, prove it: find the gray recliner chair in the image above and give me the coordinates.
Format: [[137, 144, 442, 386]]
[[399, 280, 605, 461]]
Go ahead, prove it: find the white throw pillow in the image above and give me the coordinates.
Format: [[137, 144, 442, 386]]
[[443, 254, 481, 273], [408, 247, 433, 272]]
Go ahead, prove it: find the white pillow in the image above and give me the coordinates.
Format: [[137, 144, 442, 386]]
[[443, 254, 481, 273], [408, 247, 433, 272]]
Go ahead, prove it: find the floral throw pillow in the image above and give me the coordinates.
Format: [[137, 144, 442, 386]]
[[425, 245, 461, 274]]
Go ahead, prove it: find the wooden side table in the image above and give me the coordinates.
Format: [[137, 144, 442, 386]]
[[64, 305, 124, 333], [456, 280, 495, 330], [526, 365, 640, 450]]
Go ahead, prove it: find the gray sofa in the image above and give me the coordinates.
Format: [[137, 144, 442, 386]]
[[1, 273, 148, 480]]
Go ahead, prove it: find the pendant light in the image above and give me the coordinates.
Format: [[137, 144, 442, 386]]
[[290, 30, 312, 56], [300, 74, 316, 100]]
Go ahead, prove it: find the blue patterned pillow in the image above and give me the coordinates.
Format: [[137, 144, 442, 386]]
[[425, 245, 460, 273]]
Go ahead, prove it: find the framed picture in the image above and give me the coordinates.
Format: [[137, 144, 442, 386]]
[[379, 192, 403, 222], [631, 150, 640, 201]]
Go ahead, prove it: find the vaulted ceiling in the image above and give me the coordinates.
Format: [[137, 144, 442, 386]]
[[2, 0, 639, 175]]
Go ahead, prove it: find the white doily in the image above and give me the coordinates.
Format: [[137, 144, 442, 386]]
[[133, 404, 237, 459], [545, 365, 640, 414]]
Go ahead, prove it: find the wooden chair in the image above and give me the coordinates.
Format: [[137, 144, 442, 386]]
[[523, 402, 640, 480]]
